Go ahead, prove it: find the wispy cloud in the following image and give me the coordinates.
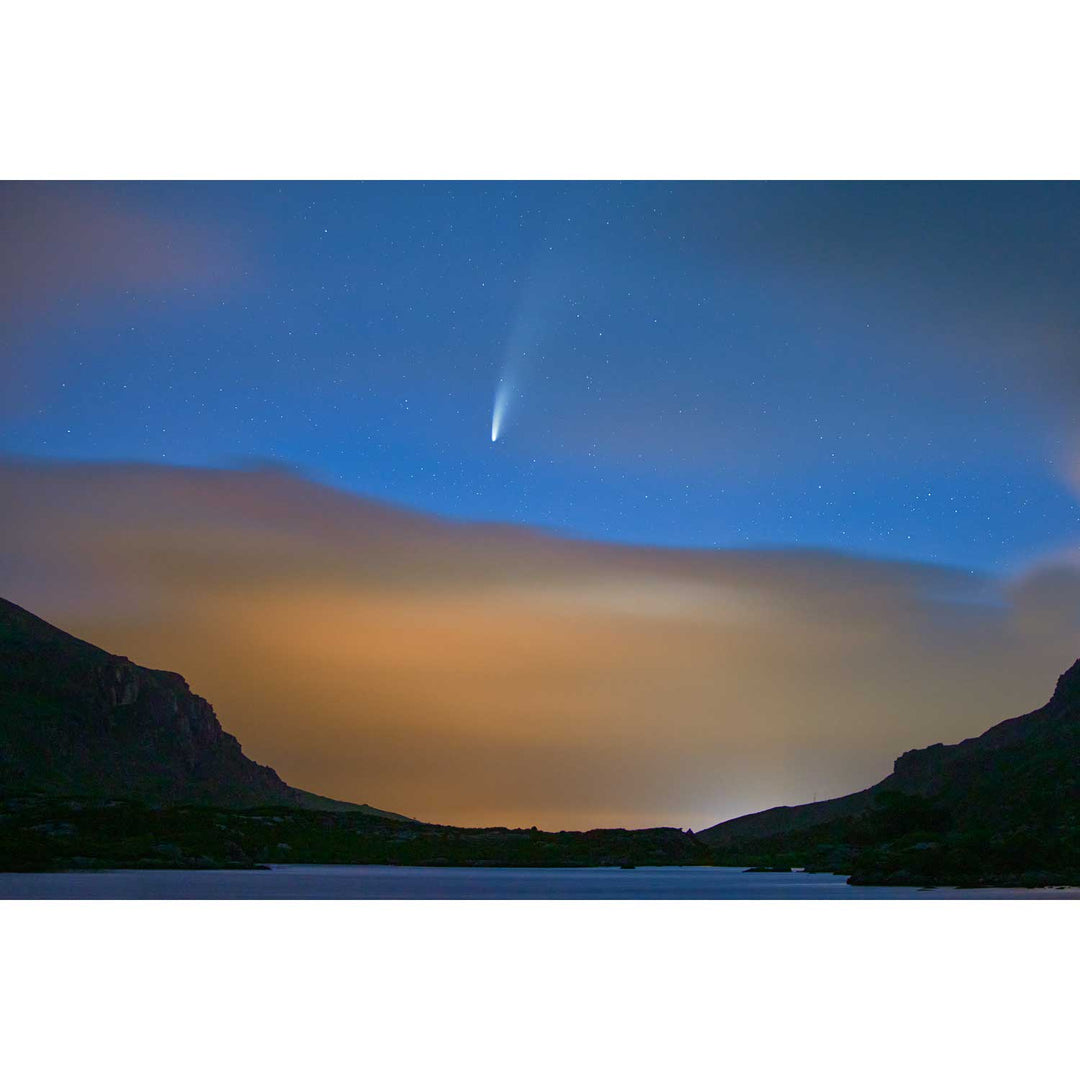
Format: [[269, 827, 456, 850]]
[[1, 457, 1077, 829], [0, 182, 246, 411]]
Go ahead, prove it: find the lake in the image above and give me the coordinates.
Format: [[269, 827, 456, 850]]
[[2, 864, 1079, 899]]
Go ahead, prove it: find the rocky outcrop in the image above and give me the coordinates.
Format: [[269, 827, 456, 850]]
[[699, 656, 1080, 847], [0, 596, 406, 817]]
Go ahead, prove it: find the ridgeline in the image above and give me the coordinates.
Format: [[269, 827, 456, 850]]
[[699, 659, 1080, 886], [2, 595, 1077, 884], [0, 596, 703, 872]]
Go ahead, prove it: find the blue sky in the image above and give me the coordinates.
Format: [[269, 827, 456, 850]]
[[4, 180, 1079, 572]]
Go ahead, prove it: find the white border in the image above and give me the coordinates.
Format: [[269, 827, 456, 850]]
[[3, 901, 1076, 1078], [4, 2, 1079, 179]]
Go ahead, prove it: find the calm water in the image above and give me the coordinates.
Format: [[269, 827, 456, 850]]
[[2, 864, 1078, 899]]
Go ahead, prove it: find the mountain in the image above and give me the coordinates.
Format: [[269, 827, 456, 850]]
[[0, 595, 711, 873], [5, 591, 1075, 883], [0, 596, 406, 819], [699, 658, 1080, 885]]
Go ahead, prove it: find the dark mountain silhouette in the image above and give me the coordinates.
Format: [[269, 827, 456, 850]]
[[699, 658, 1080, 885], [0, 596, 406, 819], [0, 596, 711, 873], [3, 593, 1075, 883]]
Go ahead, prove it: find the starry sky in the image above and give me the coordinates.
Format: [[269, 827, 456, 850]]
[[3, 181, 1080, 828], [5, 180, 1080, 572]]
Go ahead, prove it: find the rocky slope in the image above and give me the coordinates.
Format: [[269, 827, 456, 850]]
[[0, 595, 712, 874], [698, 657, 1080, 885], [0, 596, 405, 818]]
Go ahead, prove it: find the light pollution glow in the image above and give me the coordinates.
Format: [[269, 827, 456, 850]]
[[2, 459, 1079, 832]]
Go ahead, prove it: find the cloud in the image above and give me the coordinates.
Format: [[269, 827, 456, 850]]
[[1, 457, 1078, 829], [0, 182, 245, 410], [0, 182, 243, 316], [670, 181, 1080, 410]]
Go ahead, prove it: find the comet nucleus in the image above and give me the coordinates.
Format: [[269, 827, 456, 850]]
[[491, 382, 511, 442]]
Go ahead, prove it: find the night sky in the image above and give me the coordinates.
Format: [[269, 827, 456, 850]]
[[3, 181, 1080, 828], [5, 181, 1080, 572]]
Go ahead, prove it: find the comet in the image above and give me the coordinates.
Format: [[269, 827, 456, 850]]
[[489, 353, 526, 446], [489, 270, 556, 444], [491, 381, 512, 442], [490, 301, 540, 443]]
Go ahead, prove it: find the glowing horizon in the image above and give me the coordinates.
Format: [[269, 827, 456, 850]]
[[3, 458, 1078, 832]]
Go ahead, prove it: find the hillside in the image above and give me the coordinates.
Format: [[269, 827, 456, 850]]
[[0, 595, 709, 874], [699, 658, 1080, 885], [0, 596, 406, 819], [5, 592, 1076, 883]]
